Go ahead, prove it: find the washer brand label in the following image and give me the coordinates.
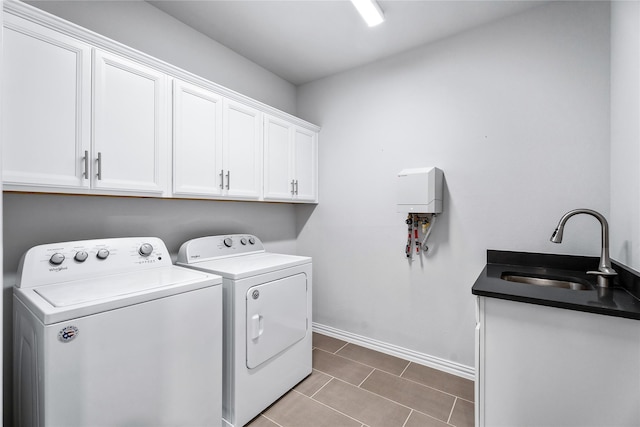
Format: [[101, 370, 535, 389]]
[[58, 326, 79, 343], [49, 266, 68, 272]]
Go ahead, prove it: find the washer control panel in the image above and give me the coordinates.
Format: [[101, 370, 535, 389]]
[[17, 237, 172, 288], [177, 234, 265, 264]]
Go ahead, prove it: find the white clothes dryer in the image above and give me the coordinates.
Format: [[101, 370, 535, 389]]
[[177, 234, 312, 427], [13, 237, 223, 427]]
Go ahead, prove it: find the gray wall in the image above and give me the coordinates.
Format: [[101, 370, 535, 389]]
[[610, 0, 640, 271], [296, 1, 611, 368]]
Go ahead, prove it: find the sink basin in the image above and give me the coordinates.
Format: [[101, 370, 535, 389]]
[[501, 272, 593, 291]]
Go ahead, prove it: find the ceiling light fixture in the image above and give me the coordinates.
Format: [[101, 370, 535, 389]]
[[350, 0, 385, 27]]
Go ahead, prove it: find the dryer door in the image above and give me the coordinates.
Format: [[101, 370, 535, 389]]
[[246, 273, 308, 369]]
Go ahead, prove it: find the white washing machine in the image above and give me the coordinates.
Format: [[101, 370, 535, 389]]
[[13, 237, 223, 427], [177, 234, 312, 427]]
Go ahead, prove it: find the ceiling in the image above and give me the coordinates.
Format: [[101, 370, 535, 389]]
[[148, 0, 544, 86]]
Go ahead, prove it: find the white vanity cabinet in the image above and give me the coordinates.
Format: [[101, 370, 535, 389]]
[[476, 296, 640, 427], [2, 13, 91, 191], [172, 80, 262, 200], [92, 50, 169, 196], [263, 115, 318, 203]]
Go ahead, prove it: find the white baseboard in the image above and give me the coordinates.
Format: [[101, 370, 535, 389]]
[[312, 322, 475, 380]]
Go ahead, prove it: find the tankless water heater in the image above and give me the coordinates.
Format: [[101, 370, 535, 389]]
[[396, 167, 443, 213]]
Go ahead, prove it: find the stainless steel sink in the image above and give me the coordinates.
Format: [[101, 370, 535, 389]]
[[500, 272, 593, 291]]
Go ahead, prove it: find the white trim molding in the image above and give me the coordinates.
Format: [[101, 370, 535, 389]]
[[312, 322, 475, 380]]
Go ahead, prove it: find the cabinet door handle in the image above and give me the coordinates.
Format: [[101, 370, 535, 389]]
[[83, 150, 89, 179], [291, 180, 296, 195], [220, 170, 224, 189], [295, 179, 299, 195], [97, 152, 102, 180], [226, 171, 230, 190]]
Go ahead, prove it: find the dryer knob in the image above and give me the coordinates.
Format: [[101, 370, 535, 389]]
[[248, 237, 256, 245], [240, 238, 247, 245], [96, 248, 110, 260], [74, 251, 88, 262], [139, 243, 154, 257], [223, 237, 233, 248], [49, 253, 65, 265]]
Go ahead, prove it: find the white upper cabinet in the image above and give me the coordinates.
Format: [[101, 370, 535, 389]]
[[223, 99, 263, 199], [172, 82, 262, 200], [264, 115, 318, 203], [293, 127, 318, 202], [172, 80, 224, 197], [2, 14, 91, 190], [264, 117, 293, 200], [92, 50, 169, 196], [2, 2, 318, 203]]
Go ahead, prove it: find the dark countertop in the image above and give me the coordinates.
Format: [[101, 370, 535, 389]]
[[472, 250, 640, 320]]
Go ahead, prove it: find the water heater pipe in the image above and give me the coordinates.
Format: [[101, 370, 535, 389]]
[[420, 213, 437, 253]]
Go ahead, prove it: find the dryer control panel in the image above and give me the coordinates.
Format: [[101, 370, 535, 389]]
[[17, 237, 172, 288], [177, 234, 265, 264]]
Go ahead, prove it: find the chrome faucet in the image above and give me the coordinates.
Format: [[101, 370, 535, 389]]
[[550, 209, 617, 287]]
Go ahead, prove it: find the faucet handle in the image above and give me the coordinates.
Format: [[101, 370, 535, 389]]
[[587, 267, 617, 276]]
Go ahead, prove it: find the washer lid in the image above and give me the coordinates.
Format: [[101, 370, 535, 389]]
[[35, 268, 208, 307], [15, 266, 222, 324], [181, 252, 311, 280]]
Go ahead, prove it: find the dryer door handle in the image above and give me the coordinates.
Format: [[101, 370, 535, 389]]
[[250, 314, 264, 340]]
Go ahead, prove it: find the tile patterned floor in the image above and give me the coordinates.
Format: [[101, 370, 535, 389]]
[[246, 333, 474, 427]]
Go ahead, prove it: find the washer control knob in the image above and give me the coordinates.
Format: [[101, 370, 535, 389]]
[[248, 237, 256, 245], [49, 253, 65, 265], [240, 238, 247, 245], [74, 251, 88, 262], [96, 248, 110, 260], [223, 237, 233, 248], [138, 243, 154, 257]]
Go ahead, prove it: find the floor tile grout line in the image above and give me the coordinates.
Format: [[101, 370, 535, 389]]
[[316, 347, 421, 381], [334, 341, 349, 353], [399, 361, 411, 377], [393, 372, 474, 402], [293, 388, 370, 426], [357, 367, 376, 387], [259, 413, 286, 427], [310, 376, 335, 399], [447, 397, 458, 425], [401, 409, 413, 427]]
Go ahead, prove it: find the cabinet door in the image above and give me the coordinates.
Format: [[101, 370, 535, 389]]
[[173, 80, 223, 197], [93, 50, 169, 195], [478, 297, 640, 427], [2, 14, 91, 190], [293, 127, 318, 202], [223, 100, 262, 199], [263, 116, 294, 200]]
